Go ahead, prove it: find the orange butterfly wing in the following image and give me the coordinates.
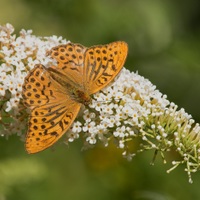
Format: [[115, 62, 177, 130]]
[[47, 41, 128, 95], [23, 64, 81, 153], [83, 41, 128, 94], [47, 43, 86, 90]]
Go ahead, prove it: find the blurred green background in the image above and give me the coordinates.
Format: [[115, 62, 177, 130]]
[[1, 0, 200, 199]]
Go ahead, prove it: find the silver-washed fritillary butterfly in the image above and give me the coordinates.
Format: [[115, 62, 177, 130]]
[[22, 41, 128, 154]]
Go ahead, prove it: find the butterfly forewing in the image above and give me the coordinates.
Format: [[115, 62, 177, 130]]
[[23, 65, 55, 107], [83, 41, 128, 94], [47, 43, 87, 88]]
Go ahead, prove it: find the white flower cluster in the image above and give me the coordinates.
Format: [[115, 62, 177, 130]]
[[0, 23, 68, 136], [68, 69, 169, 146], [1, 23, 200, 182]]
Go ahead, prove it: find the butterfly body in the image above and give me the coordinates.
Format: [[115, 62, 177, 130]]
[[22, 41, 128, 154], [47, 66, 91, 105], [72, 89, 91, 105]]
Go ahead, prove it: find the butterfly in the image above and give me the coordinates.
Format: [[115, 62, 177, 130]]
[[22, 41, 128, 154]]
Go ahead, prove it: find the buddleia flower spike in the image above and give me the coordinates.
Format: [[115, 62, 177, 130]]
[[1, 23, 200, 183]]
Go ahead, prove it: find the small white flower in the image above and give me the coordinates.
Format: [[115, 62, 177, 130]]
[[67, 131, 79, 142], [5, 97, 20, 112], [90, 100, 102, 111], [83, 109, 95, 122], [82, 121, 96, 133], [71, 121, 82, 133], [102, 103, 114, 115], [115, 107, 127, 121], [86, 134, 97, 144], [113, 126, 126, 138], [126, 127, 135, 136], [0, 85, 5, 96], [1, 46, 14, 57], [20, 29, 33, 37], [27, 57, 39, 69], [102, 116, 115, 128], [119, 140, 125, 148]]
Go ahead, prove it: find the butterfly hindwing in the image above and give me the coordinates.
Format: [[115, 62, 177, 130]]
[[26, 100, 80, 153]]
